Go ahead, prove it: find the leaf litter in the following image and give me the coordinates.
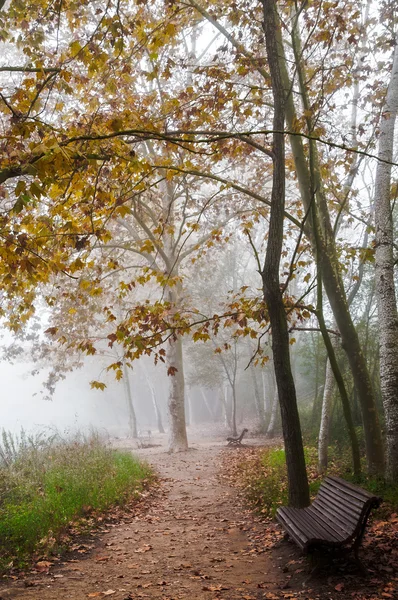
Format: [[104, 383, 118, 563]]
[[0, 433, 396, 600]]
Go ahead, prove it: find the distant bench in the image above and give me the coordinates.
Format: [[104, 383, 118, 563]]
[[226, 428, 248, 446], [276, 476, 382, 571]]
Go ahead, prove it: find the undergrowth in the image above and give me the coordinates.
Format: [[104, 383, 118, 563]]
[[226, 445, 398, 518], [0, 429, 154, 572]]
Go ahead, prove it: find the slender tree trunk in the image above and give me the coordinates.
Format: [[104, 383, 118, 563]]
[[267, 386, 279, 438], [311, 334, 323, 422], [316, 300, 361, 476], [231, 381, 238, 437], [185, 390, 192, 426], [123, 361, 138, 438], [221, 384, 231, 428], [374, 42, 398, 483], [141, 363, 165, 433], [251, 364, 266, 430], [261, 0, 310, 508], [318, 356, 334, 473], [261, 370, 269, 415], [151, 387, 165, 433], [200, 388, 215, 420]]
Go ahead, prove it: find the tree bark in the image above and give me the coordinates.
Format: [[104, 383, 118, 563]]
[[251, 364, 266, 431], [230, 380, 237, 437], [151, 387, 165, 433], [162, 177, 189, 452], [261, 0, 310, 508], [267, 385, 279, 438], [166, 333, 189, 451], [123, 361, 138, 438], [318, 355, 334, 473], [374, 42, 398, 483], [200, 388, 216, 420], [221, 384, 231, 428]]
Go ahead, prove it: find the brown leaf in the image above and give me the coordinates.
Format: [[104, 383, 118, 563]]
[[334, 583, 344, 592], [35, 561, 52, 572], [134, 545, 152, 553]]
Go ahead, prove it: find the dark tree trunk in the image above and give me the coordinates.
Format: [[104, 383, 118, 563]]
[[261, 0, 310, 508]]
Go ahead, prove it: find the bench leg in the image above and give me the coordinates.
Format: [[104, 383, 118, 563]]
[[353, 545, 368, 577], [304, 552, 323, 583]]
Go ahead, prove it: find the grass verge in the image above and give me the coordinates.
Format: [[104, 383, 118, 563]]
[[0, 430, 154, 573], [222, 445, 398, 517]]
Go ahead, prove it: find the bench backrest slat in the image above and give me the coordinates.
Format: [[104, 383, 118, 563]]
[[314, 488, 365, 523], [318, 483, 368, 510]]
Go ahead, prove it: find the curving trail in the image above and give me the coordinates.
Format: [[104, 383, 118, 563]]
[[0, 438, 283, 600]]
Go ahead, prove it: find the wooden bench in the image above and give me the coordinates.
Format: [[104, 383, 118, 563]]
[[226, 428, 248, 446], [276, 476, 382, 571]]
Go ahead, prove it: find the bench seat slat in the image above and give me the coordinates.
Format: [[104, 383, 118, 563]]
[[282, 507, 337, 541], [307, 505, 351, 540]]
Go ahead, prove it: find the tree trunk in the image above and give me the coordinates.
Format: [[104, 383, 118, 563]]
[[251, 364, 266, 431], [267, 385, 279, 438], [374, 42, 398, 483], [200, 388, 216, 420], [261, 0, 310, 508], [185, 390, 192, 426], [230, 380, 238, 437], [151, 387, 165, 433], [166, 334, 189, 452], [162, 176, 189, 452], [221, 384, 231, 428], [141, 363, 165, 433], [123, 361, 138, 438], [318, 355, 334, 473], [262, 370, 269, 415]]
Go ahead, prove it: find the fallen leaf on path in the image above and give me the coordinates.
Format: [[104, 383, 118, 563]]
[[87, 593, 102, 598], [35, 561, 52, 572], [96, 556, 111, 562], [134, 545, 152, 553], [202, 584, 229, 591], [102, 591, 116, 596], [334, 583, 344, 592]]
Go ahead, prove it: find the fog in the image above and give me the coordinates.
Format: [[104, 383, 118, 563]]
[[0, 328, 319, 442], [0, 357, 167, 437]]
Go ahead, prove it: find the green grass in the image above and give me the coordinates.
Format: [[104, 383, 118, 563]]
[[235, 445, 398, 518], [0, 430, 154, 572]]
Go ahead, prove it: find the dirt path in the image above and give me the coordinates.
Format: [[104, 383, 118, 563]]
[[0, 437, 284, 600]]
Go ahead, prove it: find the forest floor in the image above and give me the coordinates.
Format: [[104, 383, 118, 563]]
[[0, 428, 396, 600]]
